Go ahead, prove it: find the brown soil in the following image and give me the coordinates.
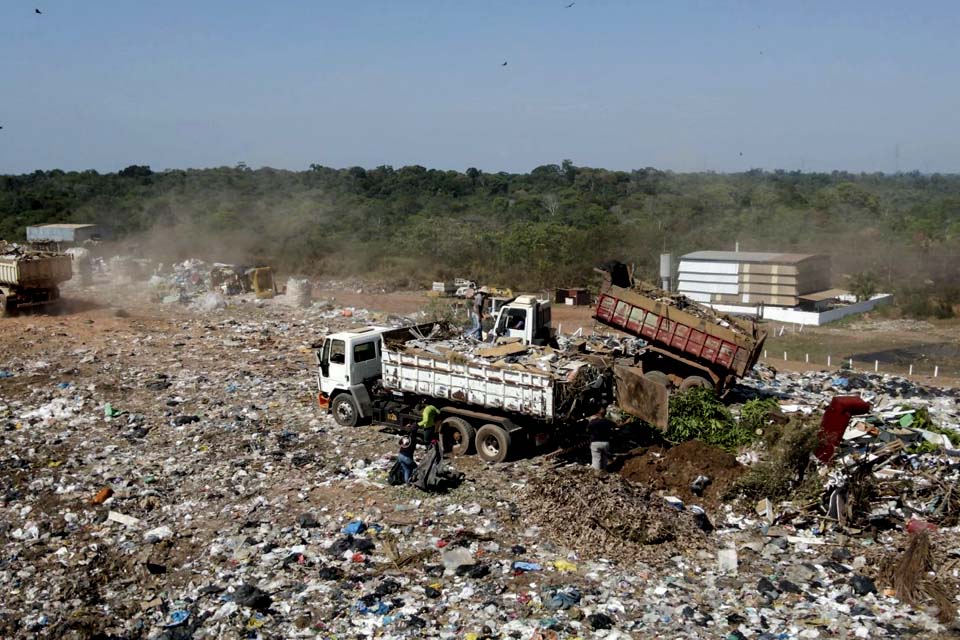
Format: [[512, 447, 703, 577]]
[[616, 440, 745, 509]]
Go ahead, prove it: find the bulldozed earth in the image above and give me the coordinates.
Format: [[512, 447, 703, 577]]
[[1, 277, 959, 639]]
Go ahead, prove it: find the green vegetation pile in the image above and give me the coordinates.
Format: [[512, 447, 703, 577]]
[[739, 397, 783, 434], [666, 387, 755, 451]]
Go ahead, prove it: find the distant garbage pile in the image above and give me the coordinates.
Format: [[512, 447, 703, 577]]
[[138, 259, 280, 305]]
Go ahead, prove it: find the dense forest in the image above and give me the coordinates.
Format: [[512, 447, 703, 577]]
[[2, 162, 959, 317]]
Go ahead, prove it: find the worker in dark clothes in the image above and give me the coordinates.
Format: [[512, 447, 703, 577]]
[[397, 423, 418, 484], [587, 406, 617, 471]]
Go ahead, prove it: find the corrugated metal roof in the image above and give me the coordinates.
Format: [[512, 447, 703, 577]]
[[681, 251, 823, 264], [33, 223, 99, 229], [799, 288, 849, 302]]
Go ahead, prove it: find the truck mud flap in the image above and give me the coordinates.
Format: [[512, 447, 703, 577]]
[[613, 365, 669, 430], [349, 384, 373, 418]]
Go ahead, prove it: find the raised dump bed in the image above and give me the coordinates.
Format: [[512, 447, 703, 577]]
[[594, 284, 767, 390]]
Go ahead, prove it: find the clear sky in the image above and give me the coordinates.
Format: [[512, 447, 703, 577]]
[[1, 1, 958, 174]]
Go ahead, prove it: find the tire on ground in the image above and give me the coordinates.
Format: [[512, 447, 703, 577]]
[[679, 375, 714, 391], [331, 393, 360, 427], [441, 416, 475, 456], [475, 423, 511, 463]]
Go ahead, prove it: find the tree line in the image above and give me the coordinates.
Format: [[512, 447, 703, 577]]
[[1, 162, 958, 317]]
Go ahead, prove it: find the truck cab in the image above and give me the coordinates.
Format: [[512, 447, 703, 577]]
[[490, 295, 555, 346], [316, 326, 391, 426]]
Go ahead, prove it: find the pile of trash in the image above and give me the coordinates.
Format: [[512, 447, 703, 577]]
[[724, 365, 960, 559], [521, 466, 711, 562], [390, 323, 642, 376], [2, 276, 960, 638], [0, 242, 61, 260], [140, 258, 280, 305]]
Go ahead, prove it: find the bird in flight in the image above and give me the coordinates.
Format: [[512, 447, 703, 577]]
[[566, 2, 575, 7], [35, 8, 42, 14], [501, 61, 508, 66]]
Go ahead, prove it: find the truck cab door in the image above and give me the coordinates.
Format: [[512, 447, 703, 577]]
[[351, 339, 381, 384], [319, 338, 349, 394]]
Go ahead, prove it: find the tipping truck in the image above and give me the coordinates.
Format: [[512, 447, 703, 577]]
[[316, 323, 614, 463], [0, 243, 74, 316], [593, 284, 767, 393], [481, 279, 766, 427]]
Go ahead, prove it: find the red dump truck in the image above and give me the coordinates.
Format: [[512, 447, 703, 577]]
[[594, 283, 767, 394]]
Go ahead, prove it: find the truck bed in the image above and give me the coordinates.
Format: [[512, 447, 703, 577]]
[[595, 285, 766, 378], [381, 347, 557, 420], [0, 252, 73, 286]]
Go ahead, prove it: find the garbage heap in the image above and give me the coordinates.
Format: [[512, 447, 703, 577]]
[[0, 281, 959, 638]]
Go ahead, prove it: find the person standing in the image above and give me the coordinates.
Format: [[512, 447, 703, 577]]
[[467, 287, 488, 339], [587, 406, 617, 471], [397, 423, 418, 484], [418, 404, 440, 445]]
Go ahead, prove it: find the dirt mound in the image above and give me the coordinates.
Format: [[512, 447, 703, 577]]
[[615, 439, 744, 508]]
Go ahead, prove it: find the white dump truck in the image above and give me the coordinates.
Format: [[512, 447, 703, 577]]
[[0, 243, 73, 316], [315, 323, 616, 463]]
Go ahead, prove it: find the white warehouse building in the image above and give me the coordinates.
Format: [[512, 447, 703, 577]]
[[676, 250, 891, 325]]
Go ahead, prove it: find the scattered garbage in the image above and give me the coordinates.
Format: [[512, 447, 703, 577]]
[[1, 274, 958, 638]]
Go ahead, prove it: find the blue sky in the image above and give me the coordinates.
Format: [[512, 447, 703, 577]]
[[1, 1, 958, 174]]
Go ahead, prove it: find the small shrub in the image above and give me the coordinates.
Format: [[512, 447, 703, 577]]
[[739, 397, 781, 434], [726, 419, 821, 500]]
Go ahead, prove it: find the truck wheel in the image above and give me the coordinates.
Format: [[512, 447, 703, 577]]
[[680, 375, 714, 391], [643, 370, 669, 387], [0, 294, 15, 318], [476, 424, 511, 463], [331, 394, 359, 427], [441, 417, 475, 456]]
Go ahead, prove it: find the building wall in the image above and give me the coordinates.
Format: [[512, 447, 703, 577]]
[[706, 294, 893, 326]]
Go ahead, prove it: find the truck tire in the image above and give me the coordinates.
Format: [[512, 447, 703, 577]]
[[441, 417, 475, 456], [0, 294, 15, 318], [680, 375, 714, 391], [476, 424, 511, 463], [331, 394, 359, 427], [643, 370, 669, 387]]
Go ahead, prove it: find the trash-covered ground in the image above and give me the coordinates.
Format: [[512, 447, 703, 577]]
[[1, 277, 960, 639]]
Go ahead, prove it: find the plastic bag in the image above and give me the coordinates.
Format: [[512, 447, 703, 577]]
[[387, 458, 405, 486]]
